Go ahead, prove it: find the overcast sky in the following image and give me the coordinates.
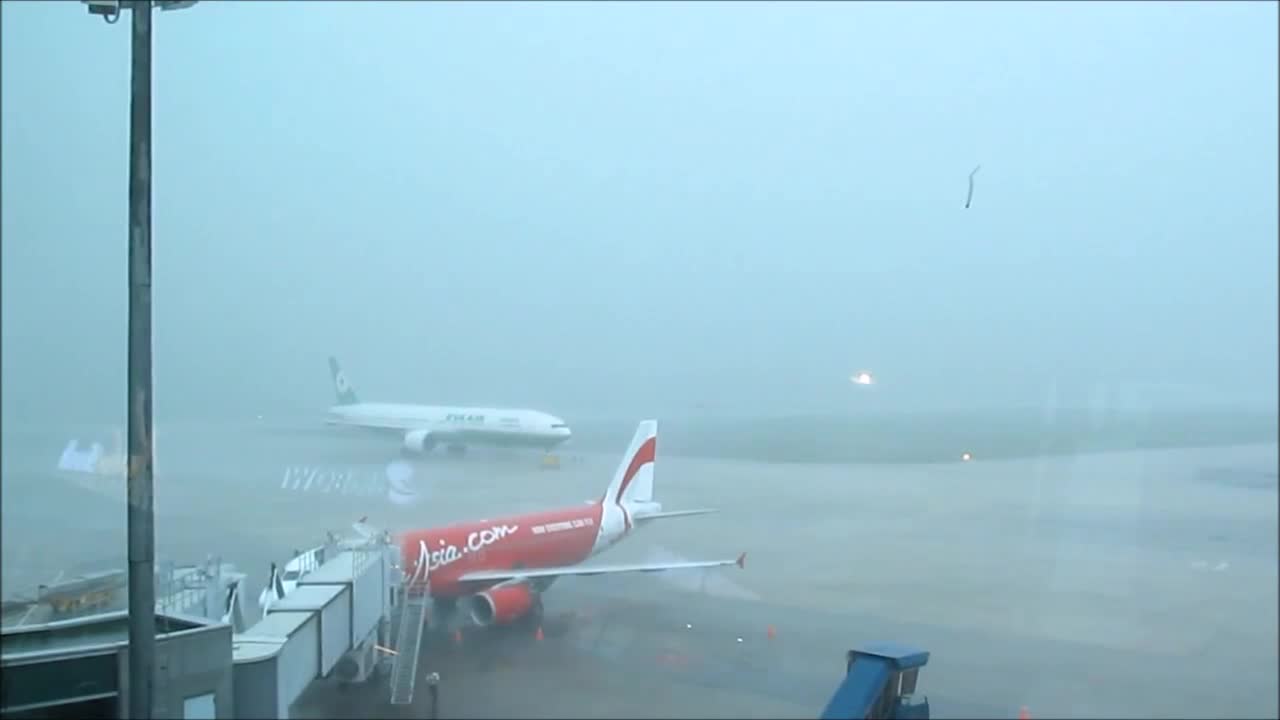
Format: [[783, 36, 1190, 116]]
[[3, 1, 1276, 425]]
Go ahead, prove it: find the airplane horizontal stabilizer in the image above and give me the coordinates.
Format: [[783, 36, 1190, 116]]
[[633, 508, 718, 523]]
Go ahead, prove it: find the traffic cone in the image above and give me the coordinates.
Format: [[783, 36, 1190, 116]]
[[766, 625, 776, 640], [1019, 706, 1031, 720], [535, 625, 544, 641]]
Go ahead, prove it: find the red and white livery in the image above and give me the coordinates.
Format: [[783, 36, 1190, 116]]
[[357, 419, 745, 628]]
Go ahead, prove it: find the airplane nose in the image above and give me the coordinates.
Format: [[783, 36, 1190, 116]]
[[548, 418, 572, 440]]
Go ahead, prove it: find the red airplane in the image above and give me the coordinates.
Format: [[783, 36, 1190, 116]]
[[357, 419, 745, 629]]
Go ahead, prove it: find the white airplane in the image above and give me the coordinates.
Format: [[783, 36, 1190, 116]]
[[324, 356, 573, 457]]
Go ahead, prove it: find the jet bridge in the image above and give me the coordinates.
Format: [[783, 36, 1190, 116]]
[[232, 537, 399, 719]]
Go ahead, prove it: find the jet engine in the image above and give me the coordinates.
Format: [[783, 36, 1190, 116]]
[[403, 429, 437, 454], [468, 582, 537, 626]]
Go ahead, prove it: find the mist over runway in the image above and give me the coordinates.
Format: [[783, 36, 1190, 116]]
[[2, 417, 1275, 718]]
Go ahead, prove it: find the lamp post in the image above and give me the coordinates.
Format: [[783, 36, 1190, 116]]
[[80, 2, 197, 717]]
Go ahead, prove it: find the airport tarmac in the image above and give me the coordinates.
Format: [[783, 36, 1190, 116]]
[[2, 419, 1277, 718]]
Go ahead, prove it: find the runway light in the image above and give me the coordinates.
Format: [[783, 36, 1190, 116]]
[[686, 623, 693, 629], [736, 637, 744, 643], [851, 371, 875, 386], [961, 452, 973, 462]]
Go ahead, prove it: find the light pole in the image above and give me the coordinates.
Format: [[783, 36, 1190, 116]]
[[80, 2, 196, 717]]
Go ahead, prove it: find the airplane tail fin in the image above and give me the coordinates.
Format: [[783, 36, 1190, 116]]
[[604, 420, 657, 506], [328, 356, 359, 406], [257, 562, 286, 615]]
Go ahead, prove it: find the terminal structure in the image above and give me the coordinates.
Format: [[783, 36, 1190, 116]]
[[2, 534, 407, 719]]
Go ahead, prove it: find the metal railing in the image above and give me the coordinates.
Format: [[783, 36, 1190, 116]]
[[388, 542, 431, 706]]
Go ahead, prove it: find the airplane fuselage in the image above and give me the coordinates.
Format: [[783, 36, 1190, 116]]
[[326, 403, 572, 452], [397, 501, 617, 598]]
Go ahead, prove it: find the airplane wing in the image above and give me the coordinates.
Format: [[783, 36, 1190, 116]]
[[325, 416, 412, 433], [456, 552, 746, 584]]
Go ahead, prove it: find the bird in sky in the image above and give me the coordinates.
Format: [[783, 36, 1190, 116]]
[[965, 165, 982, 209]]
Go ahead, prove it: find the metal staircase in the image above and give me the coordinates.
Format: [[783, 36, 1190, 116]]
[[389, 543, 431, 706]]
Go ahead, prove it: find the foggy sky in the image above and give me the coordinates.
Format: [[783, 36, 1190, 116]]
[[3, 1, 1276, 425]]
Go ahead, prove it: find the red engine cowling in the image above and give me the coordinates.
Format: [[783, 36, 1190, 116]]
[[468, 583, 535, 626]]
